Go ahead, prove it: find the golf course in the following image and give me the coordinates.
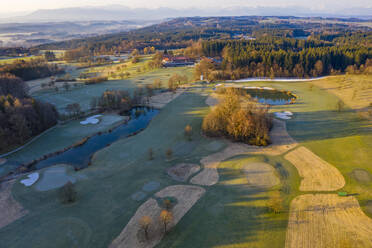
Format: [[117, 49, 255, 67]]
[[0, 58, 371, 248]]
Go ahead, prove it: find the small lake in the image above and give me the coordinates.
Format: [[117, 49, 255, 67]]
[[34, 107, 159, 170], [245, 88, 296, 105]]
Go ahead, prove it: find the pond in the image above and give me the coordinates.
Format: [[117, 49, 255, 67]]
[[34, 107, 159, 170], [244, 87, 296, 105]]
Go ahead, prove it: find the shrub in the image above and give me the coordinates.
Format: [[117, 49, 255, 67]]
[[59, 181, 77, 204]]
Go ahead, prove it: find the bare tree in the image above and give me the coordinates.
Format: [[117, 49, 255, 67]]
[[184, 124, 193, 141], [139, 216, 152, 240], [159, 210, 173, 233], [166, 149, 173, 160], [148, 148, 154, 160]]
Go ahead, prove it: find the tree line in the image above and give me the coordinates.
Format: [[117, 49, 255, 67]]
[[0, 74, 58, 152], [0, 58, 64, 81], [194, 38, 372, 80]]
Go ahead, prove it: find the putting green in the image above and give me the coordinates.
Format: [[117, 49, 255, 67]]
[[35, 165, 77, 192]]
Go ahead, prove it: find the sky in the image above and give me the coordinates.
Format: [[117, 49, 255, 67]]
[[1, 0, 371, 13]]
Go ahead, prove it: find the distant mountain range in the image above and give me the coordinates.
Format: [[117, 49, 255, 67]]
[[1, 6, 372, 23]]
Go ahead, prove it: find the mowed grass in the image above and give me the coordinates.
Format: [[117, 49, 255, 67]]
[[225, 76, 372, 214], [0, 89, 224, 248], [3, 114, 126, 166], [31, 66, 193, 113], [156, 155, 300, 248], [0, 55, 43, 65]]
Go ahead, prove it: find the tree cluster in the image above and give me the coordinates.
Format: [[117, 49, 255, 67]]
[[0, 74, 58, 152], [0, 58, 64, 81], [202, 88, 272, 146]]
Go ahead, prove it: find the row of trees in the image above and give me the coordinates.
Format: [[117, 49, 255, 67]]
[[193, 38, 372, 80], [0, 58, 64, 81], [0, 74, 58, 152], [202, 88, 272, 146]]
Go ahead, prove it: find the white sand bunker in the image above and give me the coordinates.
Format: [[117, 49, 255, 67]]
[[274, 111, 293, 120], [80, 115, 102, 125], [35, 165, 76, 191], [244, 162, 280, 189], [142, 181, 161, 192], [20, 172, 39, 186], [167, 163, 201, 182]]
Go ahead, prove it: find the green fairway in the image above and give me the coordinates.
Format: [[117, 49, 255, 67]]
[[31, 66, 193, 113], [0, 89, 223, 248], [157, 155, 300, 248], [1, 75, 371, 248], [4, 114, 126, 166]]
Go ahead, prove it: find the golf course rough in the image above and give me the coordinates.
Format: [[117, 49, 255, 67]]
[[191, 119, 298, 186], [110, 185, 205, 248], [0, 180, 28, 229], [284, 146, 345, 191], [286, 194, 372, 248]]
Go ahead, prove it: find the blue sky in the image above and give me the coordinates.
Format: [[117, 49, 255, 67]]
[[1, 0, 371, 13]]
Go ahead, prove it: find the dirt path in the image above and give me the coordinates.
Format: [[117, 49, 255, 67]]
[[286, 194, 372, 248], [0, 180, 28, 229], [284, 147, 345, 191], [110, 185, 205, 248], [191, 119, 297, 186]]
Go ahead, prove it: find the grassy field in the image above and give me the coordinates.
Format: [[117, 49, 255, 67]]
[[0, 89, 220, 248], [157, 155, 300, 248], [1, 114, 126, 174], [1, 73, 371, 247], [222, 76, 372, 214], [31, 66, 193, 113], [0, 55, 43, 65]]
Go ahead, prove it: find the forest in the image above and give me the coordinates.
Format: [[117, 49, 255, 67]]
[[0, 74, 58, 152], [36, 16, 372, 55], [193, 36, 372, 79], [0, 59, 64, 81]]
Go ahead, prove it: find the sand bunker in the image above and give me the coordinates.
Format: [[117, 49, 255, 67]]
[[244, 162, 280, 189], [0, 180, 28, 229], [80, 115, 102, 125], [167, 163, 200, 182], [35, 165, 76, 191], [275, 111, 293, 120], [110, 185, 205, 248], [20, 172, 39, 186], [284, 147, 345, 191], [142, 181, 161, 192], [191, 119, 297, 186], [286, 194, 372, 248]]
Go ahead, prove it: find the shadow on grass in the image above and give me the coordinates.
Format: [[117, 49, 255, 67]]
[[156, 166, 288, 248], [287, 108, 371, 143]]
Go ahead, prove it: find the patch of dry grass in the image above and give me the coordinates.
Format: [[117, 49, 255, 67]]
[[284, 146, 345, 191], [286, 194, 372, 248]]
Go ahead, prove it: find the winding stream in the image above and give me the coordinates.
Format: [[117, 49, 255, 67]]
[[34, 107, 159, 170]]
